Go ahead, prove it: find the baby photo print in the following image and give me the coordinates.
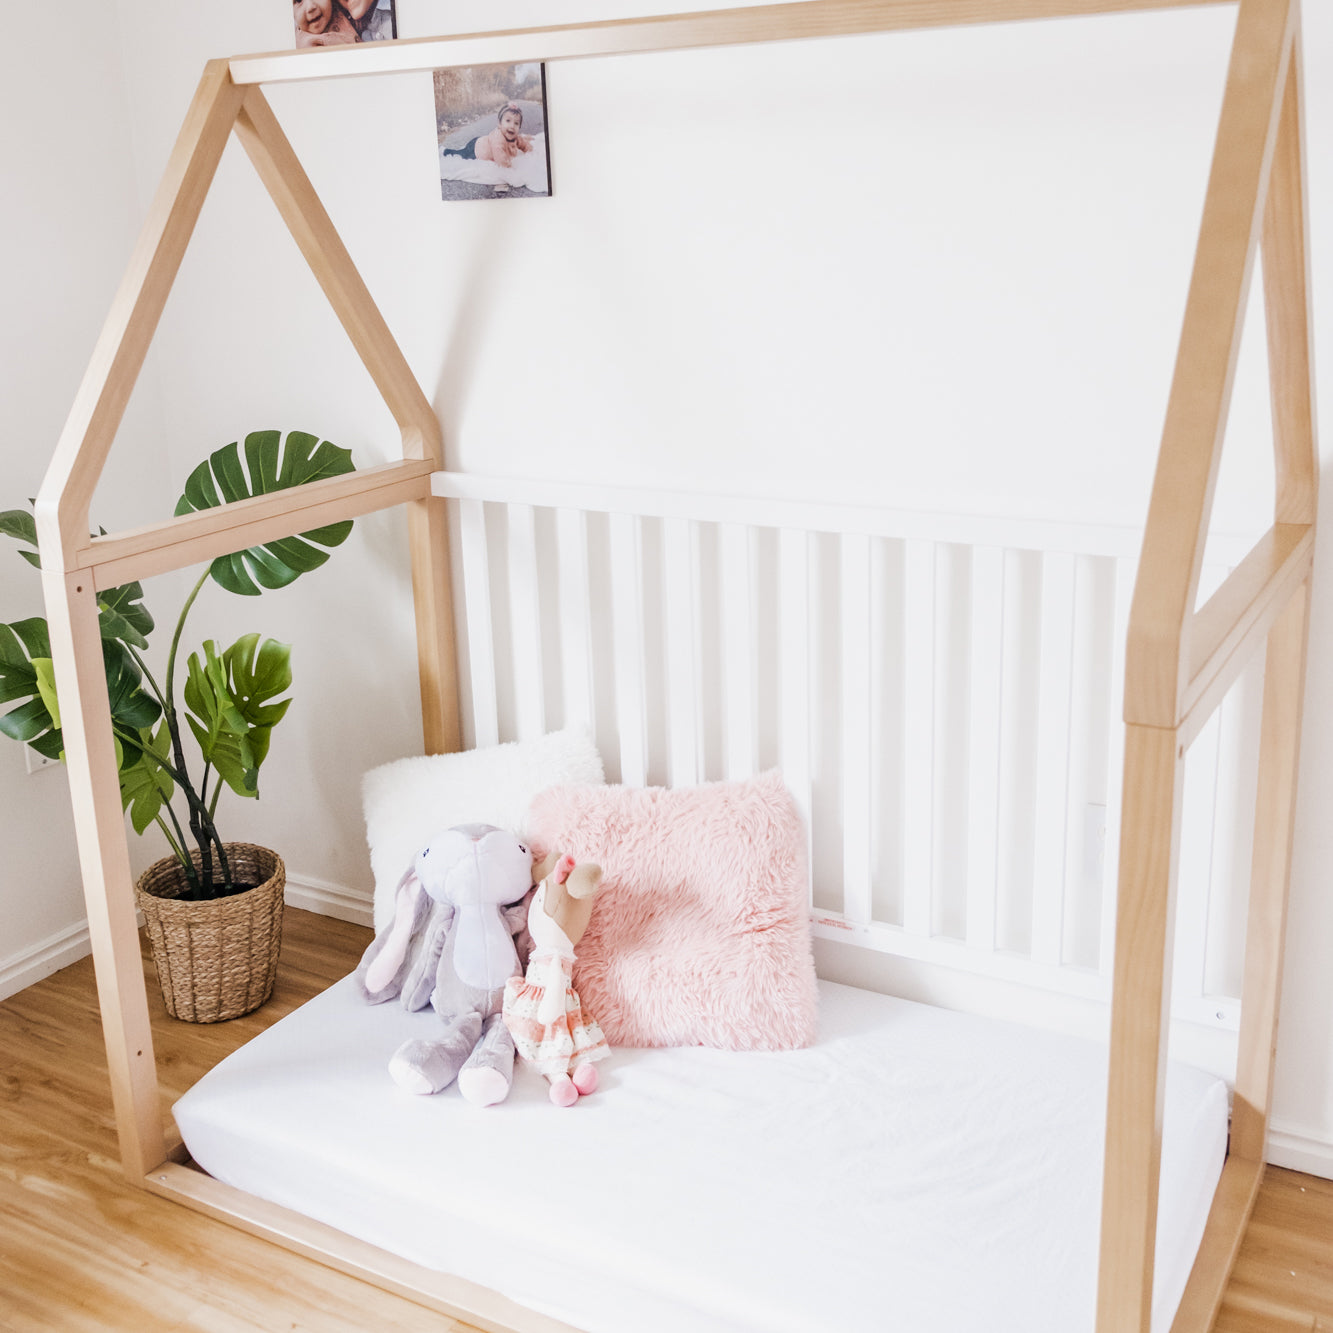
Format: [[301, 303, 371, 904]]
[[436, 63, 551, 201], [292, 0, 396, 47]]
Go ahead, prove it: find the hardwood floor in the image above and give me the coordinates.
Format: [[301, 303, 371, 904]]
[[2, 906, 1330, 1331]]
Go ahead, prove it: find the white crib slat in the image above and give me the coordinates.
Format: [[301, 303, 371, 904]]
[[556, 508, 594, 732], [609, 512, 648, 788], [721, 523, 756, 781], [459, 499, 499, 749], [902, 540, 935, 937], [663, 517, 701, 787], [507, 504, 545, 741], [779, 528, 813, 902], [966, 546, 1004, 951], [1031, 551, 1077, 967], [841, 534, 873, 925], [1099, 556, 1135, 977]]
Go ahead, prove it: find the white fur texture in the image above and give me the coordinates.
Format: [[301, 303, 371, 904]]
[[363, 728, 604, 932]]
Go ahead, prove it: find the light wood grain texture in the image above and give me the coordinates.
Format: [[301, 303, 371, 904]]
[[34, 60, 245, 563], [1182, 522, 1313, 746], [1174, 1157, 1268, 1332], [232, 86, 441, 466], [227, 0, 1223, 87], [1124, 0, 1295, 729], [1097, 723, 1186, 1333], [1261, 27, 1318, 527], [38, 569, 166, 1182], [408, 496, 463, 755], [85, 458, 434, 589], [1232, 581, 1311, 1163]]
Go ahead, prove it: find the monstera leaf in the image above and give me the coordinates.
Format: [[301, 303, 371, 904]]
[[175, 429, 356, 596], [0, 621, 160, 763], [120, 721, 175, 835], [0, 508, 40, 569], [183, 634, 292, 800], [0, 504, 154, 648]]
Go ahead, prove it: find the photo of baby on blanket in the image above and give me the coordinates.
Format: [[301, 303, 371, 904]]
[[292, 0, 395, 47], [435, 62, 552, 201]]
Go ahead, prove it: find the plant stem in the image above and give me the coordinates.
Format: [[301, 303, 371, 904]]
[[161, 569, 235, 897], [152, 814, 187, 866]]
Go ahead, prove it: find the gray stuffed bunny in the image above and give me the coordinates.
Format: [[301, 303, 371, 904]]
[[356, 823, 539, 1105]]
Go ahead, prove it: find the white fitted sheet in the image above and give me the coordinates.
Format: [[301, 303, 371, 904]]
[[174, 977, 1226, 1332]]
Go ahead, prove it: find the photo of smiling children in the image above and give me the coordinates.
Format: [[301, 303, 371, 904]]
[[292, 0, 396, 47], [435, 63, 552, 201]]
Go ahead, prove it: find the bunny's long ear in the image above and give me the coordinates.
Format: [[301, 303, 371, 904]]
[[356, 866, 429, 1002]]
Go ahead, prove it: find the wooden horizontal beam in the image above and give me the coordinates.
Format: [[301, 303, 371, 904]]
[[1171, 521, 1312, 745], [1168, 1155, 1265, 1332], [79, 458, 434, 590], [229, 0, 1227, 85], [145, 1162, 581, 1333]]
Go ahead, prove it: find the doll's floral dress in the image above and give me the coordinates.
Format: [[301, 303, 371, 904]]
[[503, 882, 608, 1078]]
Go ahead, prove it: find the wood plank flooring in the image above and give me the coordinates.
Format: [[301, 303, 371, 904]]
[[2, 906, 1330, 1331]]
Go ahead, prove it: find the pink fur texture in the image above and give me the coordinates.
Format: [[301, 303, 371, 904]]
[[527, 771, 818, 1051]]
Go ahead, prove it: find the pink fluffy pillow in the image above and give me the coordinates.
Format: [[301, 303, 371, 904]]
[[526, 771, 818, 1050]]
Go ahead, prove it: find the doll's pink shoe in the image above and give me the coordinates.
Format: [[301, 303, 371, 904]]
[[549, 1075, 578, 1107], [571, 1063, 598, 1096]]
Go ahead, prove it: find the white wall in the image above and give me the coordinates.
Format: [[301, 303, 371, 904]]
[[0, 2, 175, 989], [3, 0, 1332, 1173]]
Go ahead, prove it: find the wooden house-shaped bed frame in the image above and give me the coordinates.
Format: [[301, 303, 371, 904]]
[[36, 1, 1316, 1330]]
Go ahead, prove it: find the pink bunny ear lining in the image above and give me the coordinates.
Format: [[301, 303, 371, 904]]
[[365, 871, 420, 994]]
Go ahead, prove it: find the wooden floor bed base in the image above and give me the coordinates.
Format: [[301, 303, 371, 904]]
[[36, 1, 1317, 1330], [144, 1157, 579, 1333]]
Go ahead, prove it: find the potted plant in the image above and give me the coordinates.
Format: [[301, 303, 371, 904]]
[[0, 429, 356, 1021]]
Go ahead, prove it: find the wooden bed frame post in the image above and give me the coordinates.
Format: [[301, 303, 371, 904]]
[[1100, 2, 1314, 1329]]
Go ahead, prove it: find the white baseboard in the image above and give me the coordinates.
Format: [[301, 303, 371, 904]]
[[283, 872, 373, 927], [1266, 1123, 1333, 1181], [0, 920, 92, 1002]]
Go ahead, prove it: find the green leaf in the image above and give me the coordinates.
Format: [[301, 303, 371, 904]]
[[103, 639, 161, 733], [0, 624, 55, 753], [33, 658, 60, 729], [183, 634, 291, 800], [98, 581, 154, 650], [0, 508, 40, 569], [120, 722, 175, 835], [174, 430, 356, 597]]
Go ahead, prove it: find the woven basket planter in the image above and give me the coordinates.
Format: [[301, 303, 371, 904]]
[[135, 843, 285, 1023]]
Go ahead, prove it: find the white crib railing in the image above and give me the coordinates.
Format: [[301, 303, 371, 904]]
[[433, 471, 1258, 1065]]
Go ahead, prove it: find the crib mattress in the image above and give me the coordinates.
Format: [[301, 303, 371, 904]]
[[174, 977, 1227, 1333]]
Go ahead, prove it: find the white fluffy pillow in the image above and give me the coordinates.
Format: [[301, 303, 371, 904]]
[[362, 728, 604, 931]]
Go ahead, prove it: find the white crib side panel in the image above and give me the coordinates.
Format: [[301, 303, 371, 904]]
[[1030, 552, 1077, 968], [442, 475, 1248, 1069], [663, 516, 702, 788], [507, 503, 545, 742], [901, 539, 935, 938], [841, 533, 874, 926], [779, 527, 814, 903], [609, 512, 648, 788], [556, 507, 595, 734], [459, 498, 499, 750], [966, 546, 1004, 952], [721, 523, 758, 783]]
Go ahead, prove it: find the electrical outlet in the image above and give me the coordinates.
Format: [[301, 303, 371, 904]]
[[24, 745, 57, 775]]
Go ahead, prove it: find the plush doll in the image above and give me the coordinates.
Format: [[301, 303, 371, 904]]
[[503, 853, 609, 1106], [355, 824, 538, 1106]]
